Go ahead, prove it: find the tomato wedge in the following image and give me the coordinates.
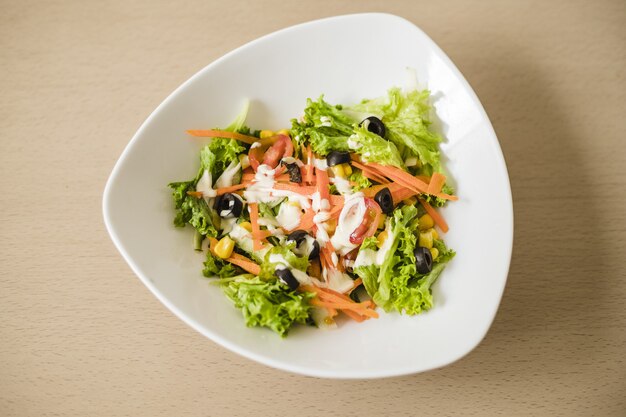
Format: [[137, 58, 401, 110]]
[[349, 198, 382, 245], [248, 134, 293, 171]]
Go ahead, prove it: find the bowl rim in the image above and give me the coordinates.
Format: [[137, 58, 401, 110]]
[[103, 12, 514, 379]]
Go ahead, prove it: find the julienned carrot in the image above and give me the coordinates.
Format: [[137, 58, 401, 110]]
[[350, 278, 363, 291], [419, 198, 449, 233], [226, 253, 261, 275], [309, 298, 379, 317], [350, 161, 389, 184], [328, 203, 344, 219], [316, 167, 330, 201], [368, 162, 458, 201], [248, 203, 263, 250], [297, 207, 316, 230], [342, 309, 366, 322], [272, 183, 317, 195], [366, 162, 429, 193], [427, 172, 446, 195], [186, 191, 203, 198], [301, 285, 378, 319], [242, 173, 291, 182], [215, 183, 247, 196], [186, 129, 258, 145]]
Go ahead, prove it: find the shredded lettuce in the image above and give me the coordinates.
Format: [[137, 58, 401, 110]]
[[221, 277, 314, 337], [291, 96, 354, 156], [354, 205, 455, 315], [167, 179, 219, 237], [258, 244, 309, 281], [350, 88, 443, 173], [203, 250, 242, 278], [348, 170, 372, 191], [349, 124, 405, 167]]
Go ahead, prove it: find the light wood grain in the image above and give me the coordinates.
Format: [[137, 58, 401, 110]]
[[1, 0, 625, 416]]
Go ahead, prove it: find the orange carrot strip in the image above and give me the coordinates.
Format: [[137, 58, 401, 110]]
[[419, 199, 449, 233], [186, 129, 258, 145], [316, 167, 330, 201], [310, 299, 379, 318], [350, 161, 390, 184], [242, 173, 290, 182], [342, 309, 367, 322], [225, 253, 261, 275], [351, 278, 363, 290], [215, 183, 247, 196], [272, 183, 317, 195], [427, 172, 446, 195], [248, 203, 263, 250], [297, 207, 316, 230], [186, 191, 203, 198], [366, 162, 429, 193]]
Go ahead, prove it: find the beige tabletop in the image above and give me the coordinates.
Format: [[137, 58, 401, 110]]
[[2, 0, 625, 416]]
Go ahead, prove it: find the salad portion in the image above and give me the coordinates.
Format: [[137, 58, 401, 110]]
[[168, 86, 457, 336]]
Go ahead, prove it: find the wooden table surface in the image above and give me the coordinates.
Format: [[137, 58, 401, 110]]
[[2, 1, 625, 415]]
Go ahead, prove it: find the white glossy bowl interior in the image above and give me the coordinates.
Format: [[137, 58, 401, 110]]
[[103, 13, 513, 379]]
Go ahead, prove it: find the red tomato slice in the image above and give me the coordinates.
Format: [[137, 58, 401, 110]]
[[349, 198, 382, 245], [249, 134, 294, 171]]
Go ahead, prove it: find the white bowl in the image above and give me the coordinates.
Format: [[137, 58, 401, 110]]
[[103, 13, 513, 379]]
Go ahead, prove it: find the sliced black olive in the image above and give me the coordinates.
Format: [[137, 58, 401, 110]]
[[282, 162, 302, 183], [213, 193, 243, 218], [286, 230, 320, 260], [275, 268, 299, 291], [414, 246, 433, 274], [326, 151, 351, 167], [361, 116, 386, 137], [374, 187, 394, 215]]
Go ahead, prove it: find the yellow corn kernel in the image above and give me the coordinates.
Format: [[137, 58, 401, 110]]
[[259, 130, 274, 139], [277, 129, 291, 137], [331, 164, 346, 178], [238, 154, 250, 169], [343, 163, 353, 176], [418, 214, 434, 230], [419, 231, 433, 249], [377, 231, 388, 248], [377, 214, 387, 229], [326, 218, 337, 235], [239, 222, 252, 232], [214, 236, 235, 259], [323, 316, 335, 326], [403, 196, 417, 206], [430, 228, 439, 240], [430, 247, 439, 260]]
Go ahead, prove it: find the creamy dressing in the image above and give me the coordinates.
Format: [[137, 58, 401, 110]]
[[347, 134, 362, 150], [220, 217, 238, 235], [319, 116, 332, 127], [353, 218, 395, 268], [313, 158, 328, 170], [196, 170, 216, 199], [214, 160, 241, 189], [281, 156, 304, 167], [243, 164, 278, 204], [268, 254, 312, 286], [324, 269, 354, 293], [276, 202, 302, 231], [330, 193, 366, 255], [229, 224, 270, 261], [332, 176, 352, 195], [291, 234, 316, 258]]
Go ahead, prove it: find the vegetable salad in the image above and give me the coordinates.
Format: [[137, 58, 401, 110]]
[[168, 86, 456, 336]]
